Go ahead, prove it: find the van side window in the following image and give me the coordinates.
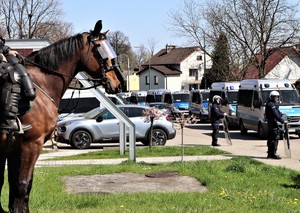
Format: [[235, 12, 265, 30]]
[[58, 98, 100, 114], [238, 90, 253, 107], [253, 91, 261, 108]]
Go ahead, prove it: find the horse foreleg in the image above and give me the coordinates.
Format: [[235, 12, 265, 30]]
[[0, 152, 7, 213], [7, 142, 41, 213]]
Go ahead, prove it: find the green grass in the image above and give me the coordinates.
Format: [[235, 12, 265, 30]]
[[1, 156, 300, 212], [48, 145, 229, 160]]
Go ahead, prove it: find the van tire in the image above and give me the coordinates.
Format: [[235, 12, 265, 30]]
[[258, 123, 267, 139], [239, 120, 248, 135]]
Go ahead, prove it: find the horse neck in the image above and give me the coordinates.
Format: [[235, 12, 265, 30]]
[[29, 58, 81, 105]]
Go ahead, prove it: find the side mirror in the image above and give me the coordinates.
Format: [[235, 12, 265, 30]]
[[96, 115, 104, 122]]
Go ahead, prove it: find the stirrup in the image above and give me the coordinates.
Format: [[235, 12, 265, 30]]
[[16, 118, 32, 134]]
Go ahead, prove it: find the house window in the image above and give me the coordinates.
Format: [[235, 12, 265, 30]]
[[197, 55, 202, 61], [189, 69, 198, 80], [145, 76, 149, 85], [154, 76, 158, 85]]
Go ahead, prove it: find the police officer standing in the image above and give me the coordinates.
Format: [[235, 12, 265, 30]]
[[210, 95, 226, 146], [265, 91, 285, 159]]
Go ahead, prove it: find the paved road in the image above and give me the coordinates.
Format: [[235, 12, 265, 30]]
[[41, 122, 300, 171], [167, 122, 300, 171]]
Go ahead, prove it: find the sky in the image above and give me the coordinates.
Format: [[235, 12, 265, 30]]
[[61, 0, 187, 52]]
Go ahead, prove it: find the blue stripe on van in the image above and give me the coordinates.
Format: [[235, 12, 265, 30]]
[[174, 102, 189, 110], [279, 106, 300, 117]]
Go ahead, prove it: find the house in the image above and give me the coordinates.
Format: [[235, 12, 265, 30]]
[[244, 46, 300, 83], [137, 44, 211, 91]]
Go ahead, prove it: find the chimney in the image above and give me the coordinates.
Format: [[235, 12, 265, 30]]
[[166, 44, 176, 53]]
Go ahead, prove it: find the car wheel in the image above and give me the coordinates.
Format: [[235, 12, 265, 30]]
[[71, 130, 92, 149], [240, 120, 248, 135], [258, 123, 266, 139], [149, 128, 167, 146]]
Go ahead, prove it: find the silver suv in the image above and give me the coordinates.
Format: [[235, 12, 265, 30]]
[[55, 105, 176, 149]]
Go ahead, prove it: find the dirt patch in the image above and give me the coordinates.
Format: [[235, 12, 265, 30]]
[[62, 172, 208, 194]]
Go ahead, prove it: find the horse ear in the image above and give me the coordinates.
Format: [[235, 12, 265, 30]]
[[92, 20, 102, 36]]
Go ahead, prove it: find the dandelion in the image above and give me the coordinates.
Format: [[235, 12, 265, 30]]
[[120, 205, 124, 208]]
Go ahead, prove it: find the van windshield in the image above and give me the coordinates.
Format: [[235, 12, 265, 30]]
[[262, 90, 300, 105], [227, 92, 238, 103], [173, 94, 189, 102], [201, 92, 209, 101]]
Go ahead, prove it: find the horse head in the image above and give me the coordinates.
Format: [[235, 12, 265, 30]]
[[79, 20, 124, 94]]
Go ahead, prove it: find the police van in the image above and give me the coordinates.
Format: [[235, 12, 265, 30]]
[[146, 89, 168, 103], [237, 79, 300, 138], [58, 88, 125, 119], [209, 81, 240, 127], [189, 89, 210, 121], [161, 90, 190, 116], [129, 91, 147, 105]]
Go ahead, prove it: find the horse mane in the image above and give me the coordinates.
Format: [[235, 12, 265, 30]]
[[26, 34, 85, 70]]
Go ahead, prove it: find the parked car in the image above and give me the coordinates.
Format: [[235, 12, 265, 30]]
[[147, 102, 182, 121], [55, 105, 176, 149]]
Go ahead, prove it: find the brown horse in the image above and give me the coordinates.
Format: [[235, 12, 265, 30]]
[[0, 20, 124, 213]]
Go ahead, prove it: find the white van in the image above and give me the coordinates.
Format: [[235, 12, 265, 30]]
[[146, 89, 169, 103], [209, 81, 240, 127], [58, 89, 125, 119], [130, 91, 147, 105], [237, 79, 300, 138], [189, 89, 210, 121]]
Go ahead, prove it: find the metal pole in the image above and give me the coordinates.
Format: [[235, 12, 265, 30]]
[[127, 57, 130, 92], [149, 58, 151, 90], [203, 30, 207, 89]]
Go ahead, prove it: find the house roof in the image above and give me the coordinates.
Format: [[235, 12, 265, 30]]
[[143, 45, 202, 65], [245, 46, 300, 79], [137, 65, 182, 76]]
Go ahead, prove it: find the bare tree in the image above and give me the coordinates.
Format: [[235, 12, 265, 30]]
[[134, 44, 152, 69], [167, 0, 207, 49], [147, 37, 159, 55], [0, 0, 72, 40], [107, 30, 131, 56], [205, 0, 300, 78], [106, 30, 138, 71]]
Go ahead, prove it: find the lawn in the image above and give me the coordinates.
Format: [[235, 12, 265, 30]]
[[1, 155, 300, 212], [47, 145, 229, 160]]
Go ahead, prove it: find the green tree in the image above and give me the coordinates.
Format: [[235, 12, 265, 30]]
[[206, 32, 230, 86]]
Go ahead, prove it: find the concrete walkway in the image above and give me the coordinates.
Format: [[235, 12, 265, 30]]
[[38, 123, 300, 171]]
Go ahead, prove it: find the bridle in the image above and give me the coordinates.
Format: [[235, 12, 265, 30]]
[[86, 32, 124, 88]]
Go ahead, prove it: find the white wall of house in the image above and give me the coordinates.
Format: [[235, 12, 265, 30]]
[[165, 76, 182, 91], [265, 55, 300, 83], [179, 49, 212, 89]]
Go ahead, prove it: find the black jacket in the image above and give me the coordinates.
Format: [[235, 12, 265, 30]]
[[265, 99, 284, 128], [210, 102, 224, 123]]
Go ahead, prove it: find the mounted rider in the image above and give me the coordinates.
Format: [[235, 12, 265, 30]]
[[0, 35, 36, 133]]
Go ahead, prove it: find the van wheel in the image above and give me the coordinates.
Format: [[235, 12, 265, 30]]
[[258, 123, 266, 139], [71, 130, 92, 149], [240, 120, 248, 135]]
